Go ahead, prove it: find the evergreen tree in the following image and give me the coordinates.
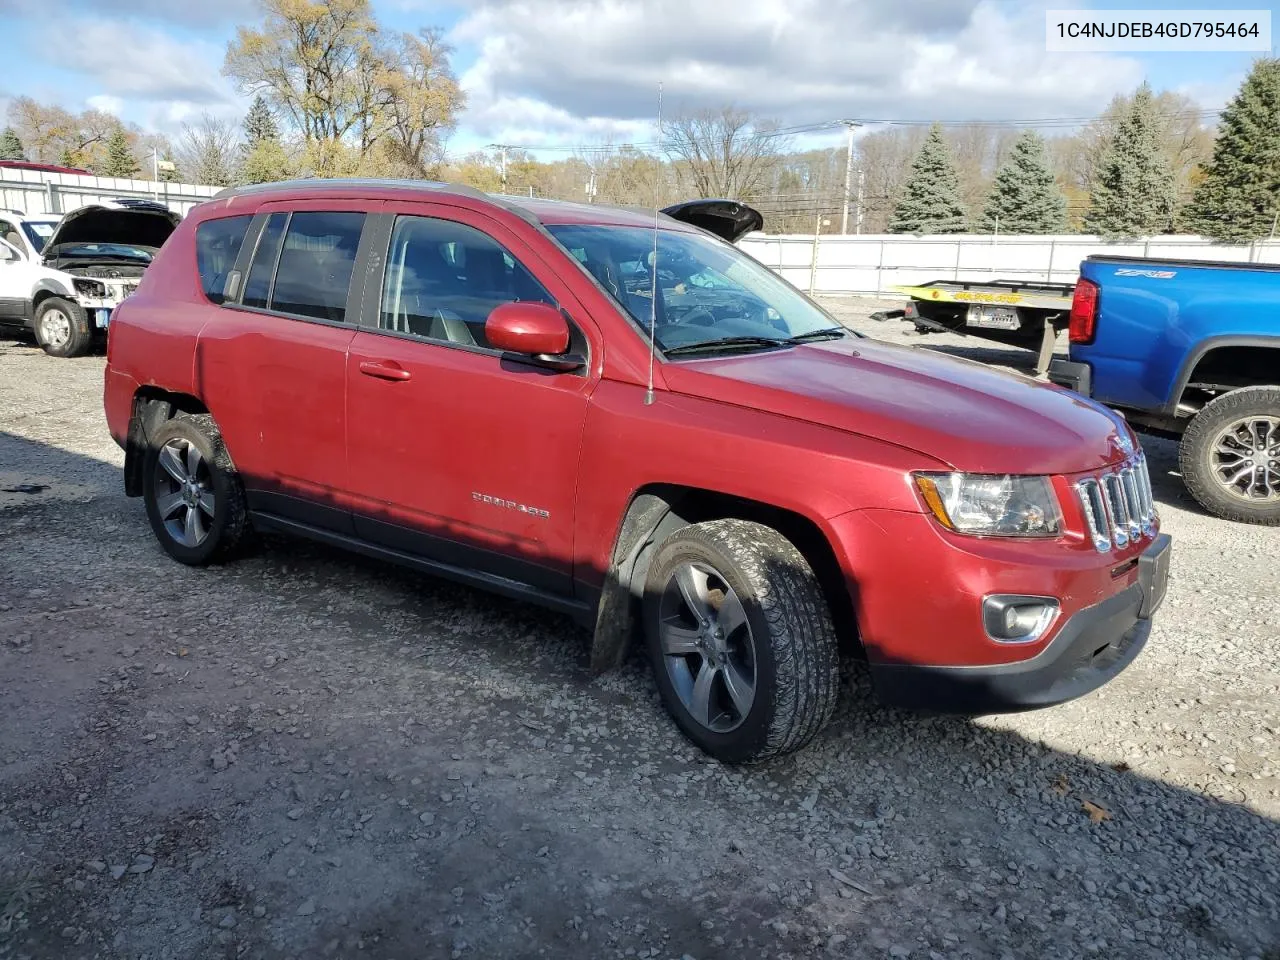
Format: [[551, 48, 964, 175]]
[[99, 128, 141, 178], [243, 95, 280, 148], [977, 131, 1067, 234], [1184, 58, 1280, 242], [238, 95, 288, 184], [888, 124, 968, 234], [0, 127, 25, 161], [1084, 83, 1176, 239]]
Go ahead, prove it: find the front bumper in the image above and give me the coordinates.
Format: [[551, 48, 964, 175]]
[[873, 533, 1171, 714], [1047, 358, 1092, 396], [79, 295, 126, 331]]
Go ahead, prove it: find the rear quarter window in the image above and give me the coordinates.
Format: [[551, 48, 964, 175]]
[[195, 216, 252, 305]]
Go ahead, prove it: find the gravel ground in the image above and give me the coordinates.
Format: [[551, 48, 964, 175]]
[[1, 302, 1278, 960]]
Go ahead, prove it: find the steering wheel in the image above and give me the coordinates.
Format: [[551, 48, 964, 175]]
[[677, 306, 717, 327]]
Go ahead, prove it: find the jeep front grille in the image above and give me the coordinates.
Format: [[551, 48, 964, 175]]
[[1075, 456, 1156, 553]]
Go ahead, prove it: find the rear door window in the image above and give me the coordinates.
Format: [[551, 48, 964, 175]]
[[241, 213, 286, 310], [195, 215, 252, 304], [270, 212, 366, 323]]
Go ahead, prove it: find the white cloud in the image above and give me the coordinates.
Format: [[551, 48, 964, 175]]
[[67, 0, 258, 26], [33, 18, 237, 109], [451, 0, 1151, 146], [145, 98, 245, 134], [86, 94, 125, 116]]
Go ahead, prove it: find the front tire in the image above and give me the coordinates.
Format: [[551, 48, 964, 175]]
[[1179, 386, 1280, 526], [642, 519, 841, 763], [142, 414, 250, 565], [33, 297, 93, 357]]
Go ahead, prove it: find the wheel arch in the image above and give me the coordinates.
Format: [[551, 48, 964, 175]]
[[31, 278, 77, 313], [32, 288, 67, 312], [588, 482, 858, 672], [1167, 336, 1280, 414], [123, 387, 213, 497]]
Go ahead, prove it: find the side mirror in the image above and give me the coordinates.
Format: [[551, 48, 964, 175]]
[[486, 301, 584, 372], [0, 240, 22, 263]]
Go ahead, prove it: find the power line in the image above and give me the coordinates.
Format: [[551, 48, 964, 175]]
[[493, 120, 840, 155], [840, 109, 1222, 129], [478, 107, 1221, 155]]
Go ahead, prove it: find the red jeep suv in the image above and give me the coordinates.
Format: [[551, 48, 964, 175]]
[[104, 179, 1171, 762]]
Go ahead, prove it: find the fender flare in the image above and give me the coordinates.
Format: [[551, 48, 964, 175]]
[[31, 277, 77, 307], [589, 492, 688, 672]]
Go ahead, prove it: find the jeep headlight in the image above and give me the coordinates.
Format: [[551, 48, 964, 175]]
[[914, 473, 1062, 537], [73, 278, 107, 298]]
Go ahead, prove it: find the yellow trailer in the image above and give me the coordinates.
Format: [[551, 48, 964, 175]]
[[875, 279, 1077, 374]]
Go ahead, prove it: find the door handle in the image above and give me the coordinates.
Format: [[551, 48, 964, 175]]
[[358, 360, 412, 382]]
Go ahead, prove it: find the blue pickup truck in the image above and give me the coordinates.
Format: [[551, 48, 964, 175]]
[[1049, 255, 1279, 525]]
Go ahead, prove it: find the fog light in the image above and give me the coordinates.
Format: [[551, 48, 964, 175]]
[[982, 595, 1060, 643]]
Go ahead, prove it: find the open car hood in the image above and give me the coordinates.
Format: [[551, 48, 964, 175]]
[[661, 199, 764, 243], [43, 199, 181, 260]]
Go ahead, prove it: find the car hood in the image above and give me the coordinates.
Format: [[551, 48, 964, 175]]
[[660, 337, 1135, 475], [43, 202, 181, 260]]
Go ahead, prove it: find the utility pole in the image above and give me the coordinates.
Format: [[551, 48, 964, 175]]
[[809, 214, 830, 295], [855, 167, 865, 235], [838, 120, 861, 234]]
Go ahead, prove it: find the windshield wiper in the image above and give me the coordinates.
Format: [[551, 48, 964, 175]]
[[788, 327, 847, 341], [662, 335, 799, 357]]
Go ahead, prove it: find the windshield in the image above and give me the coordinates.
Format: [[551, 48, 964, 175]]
[[22, 221, 56, 253], [51, 242, 153, 262], [545, 224, 847, 354]]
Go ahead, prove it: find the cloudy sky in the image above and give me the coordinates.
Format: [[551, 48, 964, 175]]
[[0, 0, 1269, 155]]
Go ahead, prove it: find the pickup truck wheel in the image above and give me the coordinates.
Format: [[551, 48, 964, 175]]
[[1180, 386, 1280, 525], [642, 519, 840, 763], [34, 297, 92, 358], [142, 414, 250, 564]]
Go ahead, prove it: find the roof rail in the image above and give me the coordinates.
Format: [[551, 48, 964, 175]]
[[207, 177, 550, 228], [211, 178, 492, 203]]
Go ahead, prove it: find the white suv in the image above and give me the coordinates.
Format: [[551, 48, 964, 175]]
[[0, 199, 180, 356]]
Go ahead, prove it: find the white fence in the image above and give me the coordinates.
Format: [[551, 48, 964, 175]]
[[0, 168, 220, 218], [6, 170, 1278, 293], [739, 232, 1280, 297]]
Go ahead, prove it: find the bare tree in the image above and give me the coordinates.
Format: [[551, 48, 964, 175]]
[[177, 114, 241, 187], [224, 0, 377, 144], [5, 97, 121, 168], [378, 29, 464, 172], [664, 107, 788, 200]]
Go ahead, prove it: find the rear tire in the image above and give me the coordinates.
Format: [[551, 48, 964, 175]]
[[142, 413, 251, 565], [642, 519, 841, 763], [33, 297, 93, 358], [1179, 386, 1280, 525]]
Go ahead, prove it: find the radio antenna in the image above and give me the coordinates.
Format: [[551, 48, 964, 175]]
[[644, 81, 663, 406]]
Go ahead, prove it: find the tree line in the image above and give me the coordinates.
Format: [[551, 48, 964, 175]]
[[883, 64, 1280, 243], [1, 0, 1277, 244]]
